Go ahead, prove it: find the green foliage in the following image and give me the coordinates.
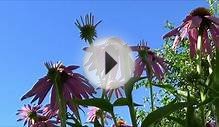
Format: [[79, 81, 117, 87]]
[[141, 101, 193, 127], [72, 98, 113, 113]]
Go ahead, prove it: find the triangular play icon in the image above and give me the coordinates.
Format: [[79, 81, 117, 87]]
[[105, 52, 117, 75]]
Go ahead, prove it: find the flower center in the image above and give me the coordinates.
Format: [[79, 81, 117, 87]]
[[47, 68, 69, 86], [190, 7, 211, 17], [190, 7, 212, 32], [28, 111, 37, 120], [80, 25, 96, 42]]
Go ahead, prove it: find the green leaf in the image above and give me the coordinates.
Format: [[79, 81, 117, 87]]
[[141, 101, 190, 127], [72, 98, 113, 113], [113, 98, 142, 106]]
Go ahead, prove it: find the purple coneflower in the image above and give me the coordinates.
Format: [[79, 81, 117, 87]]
[[17, 104, 56, 127], [21, 62, 96, 112], [87, 107, 111, 125], [130, 42, 166, 80], [17, 104, 42, 127], [163, 7, 219, 58], [75, 13, 102, 45]]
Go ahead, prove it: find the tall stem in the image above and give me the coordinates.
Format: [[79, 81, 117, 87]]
[[128, 95, 137, 127], [196, 30, 203, 74], [100, 89, 106, 126], [149, 81, 154, 111], [214, 48, 219, 125], [54, 76, 66, 127]]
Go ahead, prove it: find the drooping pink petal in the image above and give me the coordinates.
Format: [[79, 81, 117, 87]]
[[205, 15, 219, 25], [134, 58, 144, 77], [202, 30, 212, 55], [188, 16, 202, 28], [50, 87, 57, 110], [210, 25, 219, 49], [188, 28, 198, 58], [172, 35, 181, 49], [152, 62, 163, 80], [21, 76, 49, 101], [163, 26, 180, 39]]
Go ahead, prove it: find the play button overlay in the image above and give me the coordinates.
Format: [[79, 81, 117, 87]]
[[83, 37, 134, 89], [105, 52, 117, 75]]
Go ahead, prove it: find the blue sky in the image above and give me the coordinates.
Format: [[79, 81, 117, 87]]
[[0, 1, 208, 126]]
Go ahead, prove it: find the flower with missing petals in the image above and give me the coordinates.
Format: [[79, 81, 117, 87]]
[[87, 107, 111, 125], [163, 7, 219, 58], [130, 41, 166, 80], [21, 62, 96, 112], [75, 13, 102, 45], [112, 119, 132, 127]]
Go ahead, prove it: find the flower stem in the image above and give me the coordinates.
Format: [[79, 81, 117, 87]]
[[149, 81, 154, 111], [100, 89, 106, 126], [128, 95, 137, 127], [54, 75, 66, 127], [196, 30, 203, 74], [214, 48, 219, 125], [196, 29, 206, 126]]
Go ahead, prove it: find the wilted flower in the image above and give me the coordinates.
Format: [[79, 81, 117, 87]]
[[112, 119, 132, 127], [17, 104, 56, 127], [87, 107, 111, 125], [21, 62, 96, 112], [163, 7, 219, 58], [75, 13, 102, 45], [130, 41, 166, 80]]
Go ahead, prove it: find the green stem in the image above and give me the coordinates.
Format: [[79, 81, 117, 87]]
[[128, 95, 137, 127], [149, 81, 154, 111], [54, 76, 66, 127], [214, 48, 219, 125], [100, 89, 106, 126], [196, 31, 203, 74], [200, 91, 206, 126]]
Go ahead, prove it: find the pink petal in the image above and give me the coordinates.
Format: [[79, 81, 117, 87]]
[[152, 62, 163, 80], [21, 76, 49, 100], [188, 28, 198, 58], [188, 16, 202, 28], [134, 58, 144, 77], [172, 35, 181, 49], [205, 15, 219, 25], [163, 26, 180, 39], [210, 25, 219, 49], [203, 30, 212, 55]]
